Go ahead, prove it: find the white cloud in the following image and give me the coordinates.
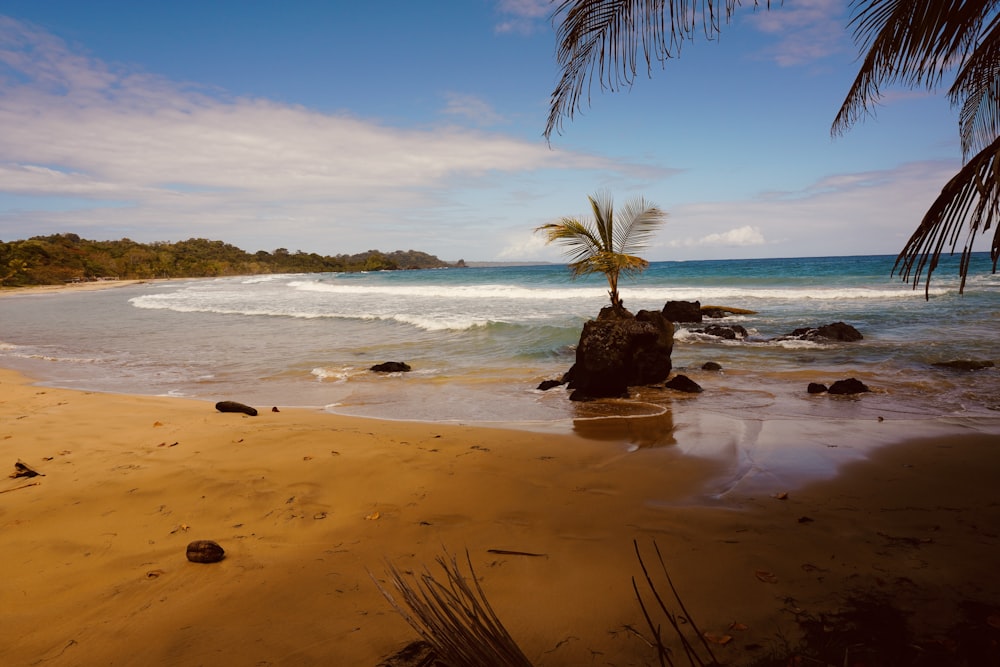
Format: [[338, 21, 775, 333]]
[[0, 17, 623, 255], [652, 159, 960, 260], [442, 92, 506, 126], [497, 229, 550, 260], [493, 0, 551, 34], [666, 225, 766, 249], [743, 0, 852, 66]]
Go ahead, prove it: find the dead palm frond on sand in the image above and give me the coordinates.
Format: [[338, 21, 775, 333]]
[[373, 543, 717, 667], [371, 550, 534, 667]]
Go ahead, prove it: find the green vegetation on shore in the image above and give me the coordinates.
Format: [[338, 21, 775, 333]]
[[0, 233, 462, 286]]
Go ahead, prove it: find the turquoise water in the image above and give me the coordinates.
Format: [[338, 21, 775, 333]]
[[1, 253, 998, 428]]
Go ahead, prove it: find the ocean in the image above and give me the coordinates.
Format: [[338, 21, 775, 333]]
[[2, 253, 998, 434]]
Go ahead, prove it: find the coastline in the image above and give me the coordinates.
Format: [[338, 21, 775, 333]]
[[0, 279, 156, 297], [2, 367, 999, 665]]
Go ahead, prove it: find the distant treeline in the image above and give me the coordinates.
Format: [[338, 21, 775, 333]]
[[0, 234, 464, 287]]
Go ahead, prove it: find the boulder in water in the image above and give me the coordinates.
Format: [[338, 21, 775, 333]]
[[664, 374, 702, 393], [662, 300, 702, 323], [564, 308, 674, 401], [371, 361, 411, 373], [776, 322, 862, 343], [932, 359, 995, 371], [828, 378, 870, 395]]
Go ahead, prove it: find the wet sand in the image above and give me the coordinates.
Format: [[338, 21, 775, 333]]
[[0, 279, 154, 297], [1, 367, 999, 665]]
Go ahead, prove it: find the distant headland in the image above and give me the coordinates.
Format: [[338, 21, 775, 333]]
[[0, 233, 465, 287]]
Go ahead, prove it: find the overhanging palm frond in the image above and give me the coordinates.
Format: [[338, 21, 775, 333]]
[[951, 14, 1000, 158], [832, 0, 994, 137], [894, 134, 1000, 297], [545, 0, 768, 140]]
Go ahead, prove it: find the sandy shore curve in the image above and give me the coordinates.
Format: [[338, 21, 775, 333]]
[[2, 368, 999, 665]]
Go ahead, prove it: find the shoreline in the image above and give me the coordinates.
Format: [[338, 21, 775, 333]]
[[0, 278, 167, 298], [2, 368, 999, 665]]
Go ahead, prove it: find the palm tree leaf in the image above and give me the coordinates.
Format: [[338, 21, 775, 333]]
[[615, 196, 667, 256], [951, 14, 1000, 158], [832, 0, 996, 136], [536, 217, 605, 265], [894, 134, 1000, 296], [589, 190, 616, 251], [545, 0, 766, 140]]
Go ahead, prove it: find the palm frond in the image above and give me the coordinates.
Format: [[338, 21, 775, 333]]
[[536, 217, 605, 268], [545, 0, 767, 140], [371, 550, 534, 667], [615, 196, 667, 256], [832, 0, 995, 136], [951, 14, 1000, 158], [589, 190, 616, 251], [894, 134, 1000, 297]]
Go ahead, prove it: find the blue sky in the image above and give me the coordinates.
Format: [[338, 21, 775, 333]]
[[0, 1, 965, 262]]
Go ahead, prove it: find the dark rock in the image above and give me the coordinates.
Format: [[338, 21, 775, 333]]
[[186, 540, 225, 563], [702, 306, 758, 318], [695, 324, 748, 340], [12, 460, 43, 478], [565, 308, 674, 401], [370, 361, 412, 373], [780, 322, 863, 342], [662, 300, 702, 323], [215, 400, 258, 416], [702, 361, 723, 371], [828, 378, 870, 395], [932, 359, 995, 371], [271, 406, 280, 412], [664, 374, 703, 393], [536, 379, 564, 391], [807, 382, 828, 394]]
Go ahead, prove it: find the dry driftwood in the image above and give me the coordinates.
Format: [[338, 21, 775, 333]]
[[214, 401, 258, 416], [0, 481, 41, 494]]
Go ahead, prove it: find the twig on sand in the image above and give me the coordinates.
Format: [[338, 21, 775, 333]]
[[632, 539, 721, 667], [486, 548, 547, 557], [371, 549, 534, 667], [0, 481, 41, 494]]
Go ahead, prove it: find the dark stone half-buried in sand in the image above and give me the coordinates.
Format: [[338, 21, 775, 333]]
[[186, 540, 225, 563]]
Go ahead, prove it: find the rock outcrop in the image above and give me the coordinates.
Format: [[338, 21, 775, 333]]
[[695, 324, 749, 340], [932, 359, 995, 371], [564, 308, 674, 401], [662, 300, 702, 323], [665, 374, 702, 393], [828, 378, 870, 395], [370, 361, 412, 373], [776, 322, 863, 343]]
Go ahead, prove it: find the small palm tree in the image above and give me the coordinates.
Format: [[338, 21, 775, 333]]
[[544, 0, 1000, 295], [536, 191, 666, 312]]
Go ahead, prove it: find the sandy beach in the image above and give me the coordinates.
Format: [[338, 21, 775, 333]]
[[0, 280, 164, 298], [2, 364, 999, 666]]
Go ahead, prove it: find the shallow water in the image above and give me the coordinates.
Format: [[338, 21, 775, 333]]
[[1, 254, 997, 438]]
